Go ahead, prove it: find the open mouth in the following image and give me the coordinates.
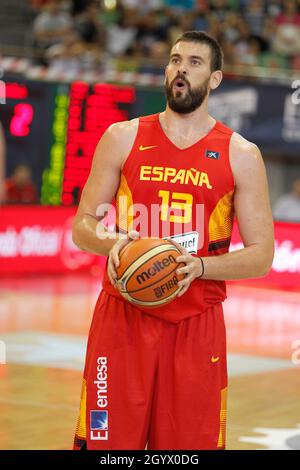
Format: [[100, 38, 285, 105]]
[[173, 78, 187, 91]]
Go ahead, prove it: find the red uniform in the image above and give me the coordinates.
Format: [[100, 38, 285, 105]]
[[74, 113, 235, 450]]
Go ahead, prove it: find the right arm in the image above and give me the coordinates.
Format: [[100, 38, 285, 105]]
[[72, 119, 138, 257]]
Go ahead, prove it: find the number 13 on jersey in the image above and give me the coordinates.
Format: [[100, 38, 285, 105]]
[[158, 190, 193, 223]]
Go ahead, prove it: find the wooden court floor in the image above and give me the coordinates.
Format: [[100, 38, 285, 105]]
[[0, 275, 299, 450]]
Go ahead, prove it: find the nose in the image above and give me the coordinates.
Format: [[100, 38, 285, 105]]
[[177, 60, 187, 75], [177, 66, 187, 75]]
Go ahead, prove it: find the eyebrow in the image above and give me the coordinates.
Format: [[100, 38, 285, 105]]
[[170, 53, 204, 61]]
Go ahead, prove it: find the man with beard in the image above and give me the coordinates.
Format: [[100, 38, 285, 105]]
[[72, 31, 274, 450]]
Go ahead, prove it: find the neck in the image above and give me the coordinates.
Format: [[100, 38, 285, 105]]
[[160, 100, 215, 136]]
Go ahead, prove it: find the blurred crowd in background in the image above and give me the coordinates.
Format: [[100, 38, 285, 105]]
[[1, 0, 300, 219], [26, 0, 300, 74]]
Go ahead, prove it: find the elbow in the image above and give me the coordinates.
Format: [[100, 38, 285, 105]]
[[256, 245, 275, 278], [257, 263, 272, 278], [72, 231, 81, 250], [72, 219, 84, 250]]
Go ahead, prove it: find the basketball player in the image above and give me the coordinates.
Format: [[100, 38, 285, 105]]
[[72, 31, 274, 450]]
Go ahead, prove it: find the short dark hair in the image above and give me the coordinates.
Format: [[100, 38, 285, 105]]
[[173, 31, 223, 72]]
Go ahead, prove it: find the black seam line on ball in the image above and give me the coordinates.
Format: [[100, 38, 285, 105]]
[[119, 246, 180, 281], [119, 265, 183, 294], [128, 286, 180, 305], [119, 243, 178, 276], [126, 281, 181, 303]]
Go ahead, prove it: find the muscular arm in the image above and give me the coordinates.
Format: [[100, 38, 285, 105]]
[[72, 119, 138, 256], [201, 134, 274, 280]]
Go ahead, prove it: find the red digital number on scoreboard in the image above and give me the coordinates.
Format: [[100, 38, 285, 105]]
[[10, 103, 34, 137], [62, 82, 135, 206]]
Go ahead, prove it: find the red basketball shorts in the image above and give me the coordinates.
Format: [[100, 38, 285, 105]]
[[73, 289, 228, 450]]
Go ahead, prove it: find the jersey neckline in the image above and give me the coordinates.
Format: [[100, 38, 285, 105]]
[[156, 112, 219, 152]]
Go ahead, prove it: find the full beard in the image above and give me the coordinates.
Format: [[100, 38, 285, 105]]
[[165, 76, 210, 114]]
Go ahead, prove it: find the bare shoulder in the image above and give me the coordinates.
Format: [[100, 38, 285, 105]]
[[93, 117, 139, 169], [106, 117, 139, 148], [230, 131, 261, 160], [229, 132, 265, 182]]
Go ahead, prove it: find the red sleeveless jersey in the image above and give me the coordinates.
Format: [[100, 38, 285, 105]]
[[102, 113, 235, 323]]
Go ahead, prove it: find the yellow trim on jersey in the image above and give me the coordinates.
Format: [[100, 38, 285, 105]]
[[209, 190, 234, 242], [116, 174, 134, 232]]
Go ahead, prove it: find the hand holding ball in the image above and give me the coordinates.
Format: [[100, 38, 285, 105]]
[[115, 238, 185, 308]]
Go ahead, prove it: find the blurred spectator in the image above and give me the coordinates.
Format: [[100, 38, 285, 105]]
[[244, 0, 266, 36], [46, 32, 103, 72], [276, 0, 300, 25], [240, 36, 262, 66], [0, 123, 6, 204], [106, 8, 138, 56], [74, 1, 106, 46], [220, 38, 238, 66], [273, 178, 300, 222], [71, 0, 94, 15], [165, 0, 195, 11], [136, 9, 169, 55], [121, 0, 164, 15], [25, 0, 300, 74], [222, 12, 242, 42], [33, 0, 74, 51], [30, 0, 51, 10], [233, 18, 253, 61], [266, 0, 283, 18], [139, 40, 169, 74], [193, 2, 210, 31], [273, 0, 300, 56], [114, 45, 140, 72], [261, 16, 277, 46], [207, 12, 223, 40], [5, 165, 38, 204], [211, 0, 231, 22]]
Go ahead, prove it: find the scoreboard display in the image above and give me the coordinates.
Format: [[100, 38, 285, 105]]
[[2, 73, 298, 207], [0, 75, 165, 205]]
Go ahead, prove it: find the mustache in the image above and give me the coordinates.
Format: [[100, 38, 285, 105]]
[[170, 75, 190, 87]]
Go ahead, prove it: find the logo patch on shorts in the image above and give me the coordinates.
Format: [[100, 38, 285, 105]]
[[91, 410, 108, 430]]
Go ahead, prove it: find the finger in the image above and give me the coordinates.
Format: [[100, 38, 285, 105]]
[[175, 243, 189, 256], [128, 230, 140, 240], [111, 249, 120, 269], [177, 274, 193, 296], [112, 238, 129, 267], [177, 283, 189, 297], [178, 274, 193, 289], [107, 256, 117, 282], [169, 240, 187, 255], [168, 239, 181, 249], [177, 287, 187, 297], [176, 265, 191, 275], [109, 250, 118, 272], [176, 255, 191, 264]]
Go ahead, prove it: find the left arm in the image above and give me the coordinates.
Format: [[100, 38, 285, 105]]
[[175, 133, 275, 296]]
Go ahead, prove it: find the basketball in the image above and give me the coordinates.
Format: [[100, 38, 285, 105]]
[[115, 238, 186, 308]]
